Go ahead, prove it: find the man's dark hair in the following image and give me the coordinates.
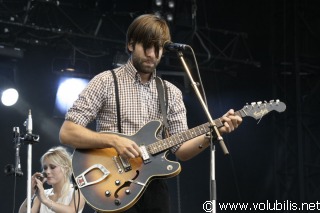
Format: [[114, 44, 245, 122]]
[[126, 14, 171, 58]]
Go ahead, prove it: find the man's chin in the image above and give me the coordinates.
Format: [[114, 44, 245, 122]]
[[141, 66, 155, 74]]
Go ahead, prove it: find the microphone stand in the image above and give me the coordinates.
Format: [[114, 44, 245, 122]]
[[22, 110, 40, 213], [176, 50, 229, 213]]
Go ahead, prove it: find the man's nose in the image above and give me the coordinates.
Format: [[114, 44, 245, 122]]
[[145, 46, 156, 57]]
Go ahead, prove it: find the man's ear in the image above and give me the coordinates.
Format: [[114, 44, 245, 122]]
[[128, 42, 133, 52]]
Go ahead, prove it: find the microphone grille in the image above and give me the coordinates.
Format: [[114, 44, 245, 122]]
[[42, 172, 47, 178]]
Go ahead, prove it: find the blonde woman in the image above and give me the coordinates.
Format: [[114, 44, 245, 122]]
[[19, 146, 85, 213]]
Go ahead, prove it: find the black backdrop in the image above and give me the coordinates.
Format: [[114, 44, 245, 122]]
[[1, 0, 319, 213]]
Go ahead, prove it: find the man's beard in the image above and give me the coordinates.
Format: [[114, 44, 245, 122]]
[[132, 55, 159, 74]]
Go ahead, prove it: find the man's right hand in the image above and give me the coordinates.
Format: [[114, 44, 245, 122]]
[[112, 135, 141, 159]]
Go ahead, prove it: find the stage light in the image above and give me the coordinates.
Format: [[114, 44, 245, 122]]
[[0, 76, 19, 106], [168, 0, 175, 8], [155, 0, 162, 6], [166, 13, 174, 22], [53, 76, 89, 117], [154, 11, 162, 19], [52, 48, 91, 75], [1, 88, 19, 106], [152, 0, 175, 22]]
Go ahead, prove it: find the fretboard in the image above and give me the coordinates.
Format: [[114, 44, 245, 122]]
[[147, 110, 243, 155]]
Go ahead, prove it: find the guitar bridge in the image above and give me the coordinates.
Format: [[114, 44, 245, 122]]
[[75, 164, 110, 188]]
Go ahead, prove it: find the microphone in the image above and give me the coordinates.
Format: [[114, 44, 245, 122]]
[[26, 109, 32, 134], [164, 41, 189, 52], [37, 172, 47, 181], [15, 146, 23, 177], [13, 126, 20, 139], [24, 109, 39, 143], [13, 126, 23, 177], [34, 172, 47, 192]]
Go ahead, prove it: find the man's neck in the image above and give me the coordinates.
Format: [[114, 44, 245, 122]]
[[138, 72, 153, 84]]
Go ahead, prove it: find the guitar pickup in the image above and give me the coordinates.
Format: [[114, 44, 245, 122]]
[[140, 145, 151, 164], [119, 156, 132, 172]]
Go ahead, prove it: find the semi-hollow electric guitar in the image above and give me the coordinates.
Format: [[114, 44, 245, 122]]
[[72, 100, 286, 212]]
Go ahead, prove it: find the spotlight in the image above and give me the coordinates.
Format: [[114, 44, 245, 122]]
[[168, 0, 175, 8], [154, 11, 163, 19], [166, 13, 174, 22], [155, 0, 163, 6], [0, 77, 19, 106], [53, 76, 89, 117], [1, 88, 19, 106]]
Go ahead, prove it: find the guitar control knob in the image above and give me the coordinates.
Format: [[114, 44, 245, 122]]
[[125, 189, 131, 195], [115, 180, 121, 185], [105, 190, 111, 197], [114, 199, 121, 206]]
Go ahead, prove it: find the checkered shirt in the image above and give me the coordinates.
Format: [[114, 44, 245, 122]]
[[65, 60, 188, 153]]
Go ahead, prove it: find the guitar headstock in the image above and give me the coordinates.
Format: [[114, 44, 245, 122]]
[[240, 100, 286, 120]]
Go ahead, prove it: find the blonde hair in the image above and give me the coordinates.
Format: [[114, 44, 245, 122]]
[[40, 146, 72, 198]]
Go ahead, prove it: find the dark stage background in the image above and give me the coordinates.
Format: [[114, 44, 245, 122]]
[[1, 0, 319, 212]]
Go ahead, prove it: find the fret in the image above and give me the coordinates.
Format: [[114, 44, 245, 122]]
[[163, 138, 170, 148], [177, 133, 185, 143], [195, 125, 203, 135], [237, 110, 246, 118], [157, 143, 163, 150], [213, 118, 223, 128], [167, 138, 174, 146], [199, 124, 208, 133], [149, 144, 156, 153], [189, 128, 197, 138], [172, 134, 180, 145], [185, 129, 193, 140], [162, 138, 170, 150]]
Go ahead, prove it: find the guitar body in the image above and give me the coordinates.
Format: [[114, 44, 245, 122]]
[[72, 120, 181, 213]]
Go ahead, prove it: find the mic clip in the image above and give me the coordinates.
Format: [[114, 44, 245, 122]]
[[23, 133, 40, 144], [4, 164, 24, 177]]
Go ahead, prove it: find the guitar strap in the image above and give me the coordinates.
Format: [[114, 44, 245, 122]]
[[155, 77, 170, 138], [111, 70, 122, 133], [111, 69, 169, 138]]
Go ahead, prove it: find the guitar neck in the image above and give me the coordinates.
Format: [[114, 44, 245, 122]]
[[148, 110, 244, 154]]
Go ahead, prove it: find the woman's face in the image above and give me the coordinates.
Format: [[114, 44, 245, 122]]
[[42, 158, 65, 185]]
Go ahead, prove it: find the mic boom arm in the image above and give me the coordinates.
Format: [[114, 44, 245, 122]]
[[176, 50, 228, 154]]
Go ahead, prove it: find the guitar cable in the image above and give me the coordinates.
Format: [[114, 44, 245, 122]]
[[73, 188, 81, 213], [72, 175, 81, 213]]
